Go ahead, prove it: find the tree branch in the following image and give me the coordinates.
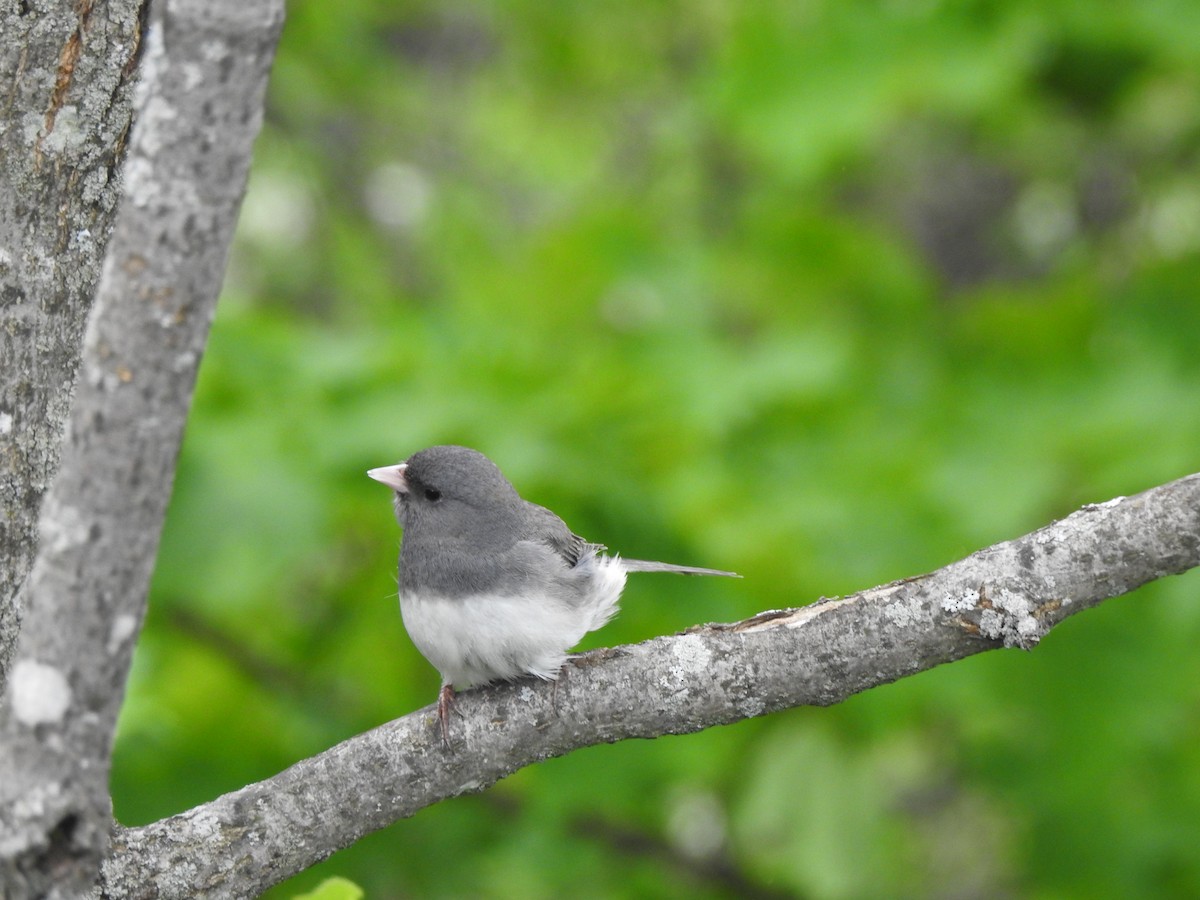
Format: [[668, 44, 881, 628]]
[[99, 472, 1200, 898], [0, 1, 284, 896]]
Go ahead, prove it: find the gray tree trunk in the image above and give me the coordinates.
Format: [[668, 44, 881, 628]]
[[0, 1, 284, 896], [0, 0, 148, 690]]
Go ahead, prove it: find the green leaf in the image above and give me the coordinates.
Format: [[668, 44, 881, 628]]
[[292, 876, 365, 900]]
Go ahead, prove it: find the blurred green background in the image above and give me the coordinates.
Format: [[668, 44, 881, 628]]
[[111, 1, 1200, 897]]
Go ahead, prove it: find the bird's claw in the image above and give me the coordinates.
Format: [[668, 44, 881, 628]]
[[437, 683, 455, 750]]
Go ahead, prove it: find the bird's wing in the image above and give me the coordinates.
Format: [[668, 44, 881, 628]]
[[521, 501, 604, 568]]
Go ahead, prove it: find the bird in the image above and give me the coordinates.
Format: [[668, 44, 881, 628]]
[[367, 444, 739, 748]]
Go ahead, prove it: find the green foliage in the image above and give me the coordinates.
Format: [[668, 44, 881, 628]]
[[111, 1, 1200, 897], [292, 877, 364, 900]]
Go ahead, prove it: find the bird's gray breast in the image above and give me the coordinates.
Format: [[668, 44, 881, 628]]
[[399, 534, 594, 605]]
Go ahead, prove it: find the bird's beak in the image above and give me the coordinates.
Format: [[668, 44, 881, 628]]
[[367, 463, 409, 493]]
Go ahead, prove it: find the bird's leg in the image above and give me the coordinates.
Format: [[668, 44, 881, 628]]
[[550, 661, 570, 716], [437, 683, 455, 750]]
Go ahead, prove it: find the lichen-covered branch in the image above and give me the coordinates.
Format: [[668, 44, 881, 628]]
[[99, 473, 1200, 899], [0, 0, 148, 689], [0, 1, 284, 897]]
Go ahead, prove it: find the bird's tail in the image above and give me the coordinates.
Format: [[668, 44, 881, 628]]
[[621, 558, 740, 577]]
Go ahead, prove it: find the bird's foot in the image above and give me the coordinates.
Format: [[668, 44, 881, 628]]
[[437, 683, 455, 750], [550, 661, 572, 716]]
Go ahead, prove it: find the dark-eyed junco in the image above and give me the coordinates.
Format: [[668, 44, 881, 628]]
[[368, 445, 738, 747]]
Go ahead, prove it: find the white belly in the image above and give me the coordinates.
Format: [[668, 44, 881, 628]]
[[399, 556, 627, 689]]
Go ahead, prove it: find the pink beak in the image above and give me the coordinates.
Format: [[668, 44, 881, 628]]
[[367, 463, 409, 493]]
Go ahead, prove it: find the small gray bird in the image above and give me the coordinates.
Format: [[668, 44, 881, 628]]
[[368, 445, 738, 747]]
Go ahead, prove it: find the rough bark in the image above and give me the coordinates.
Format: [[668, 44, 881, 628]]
[[0, 0, 149, 689], [98, 473, 1200, 899], [0, 1, 284, 897]]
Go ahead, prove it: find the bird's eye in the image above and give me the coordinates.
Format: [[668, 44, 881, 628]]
[[424, 488, 442, 502]]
